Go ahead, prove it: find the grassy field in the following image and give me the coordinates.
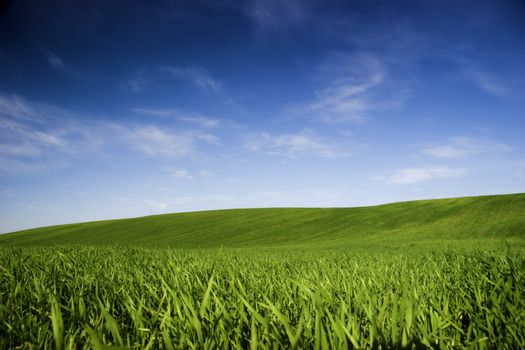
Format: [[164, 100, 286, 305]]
[[1, 193, 524, 249], [1, 193, 524, 348]]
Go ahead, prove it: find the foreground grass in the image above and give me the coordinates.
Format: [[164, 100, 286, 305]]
[[1, 246, 524, 349]]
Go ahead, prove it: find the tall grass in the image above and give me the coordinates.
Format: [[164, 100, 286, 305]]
[[1, 246, 524, 348]]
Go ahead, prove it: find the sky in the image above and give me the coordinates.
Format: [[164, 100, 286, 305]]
[[0, 0, 524, 233]]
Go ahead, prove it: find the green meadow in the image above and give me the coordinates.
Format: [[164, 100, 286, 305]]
[[1, 193, 524, 348]]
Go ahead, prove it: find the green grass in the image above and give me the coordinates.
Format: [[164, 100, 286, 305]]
[[1, 193, 524, 249], [1, 247, 524, 349], [1, 193, 524, 348]]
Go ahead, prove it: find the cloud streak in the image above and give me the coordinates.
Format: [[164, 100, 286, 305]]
[[384, 166, 468, 184], [116, 125, 194, 158], [145, 194, 236, 210], [245, 129, 357, 159], [164, 168, 212, 180], [420, 137, 511, 159], [463, 69, 506, 96], [240, 0, 310, 31], [290, 53, 389, 123], [124, 66, 225, 96], [158, 66, 223, 95], [0, 95, 38, 122], [130, 108, 220, 128], [0, 94, 224, 173], [0, 96, 77, 157], [41, 48, 66, 69], [448, 56, 508, 97]]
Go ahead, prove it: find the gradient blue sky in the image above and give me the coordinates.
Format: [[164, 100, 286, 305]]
[[1, 0, 524, 233]]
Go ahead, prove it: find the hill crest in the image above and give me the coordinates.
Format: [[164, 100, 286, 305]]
[[1, 193, 524, 249]]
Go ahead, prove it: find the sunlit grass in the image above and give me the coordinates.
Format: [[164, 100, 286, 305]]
[[1, 194, 524, 251], [1, 246, 524, 348]]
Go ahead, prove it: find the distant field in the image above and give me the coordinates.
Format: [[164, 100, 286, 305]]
[[1, 194, 524, 348], [1, 193, 524, 249]]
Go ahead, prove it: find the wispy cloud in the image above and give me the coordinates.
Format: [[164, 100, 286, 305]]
[[240, 0, 310, 31], [290, 53, 388, 123], [145, 194, 236, 210], [383, 166, 468, 184], [158, 66, 223, 95], [0, 95, 38, 122], [251, 184, 360, 207], [420, 136, 511, 158], [116, 125, 194, 158], [1, 189, 15, 197], [462, 68, 506, 96], [179, 116, 220, 128], [145, 199, 169, 210], [0, 95, 81, 166], [130, 108, 220, 128], [170, 169, 194, 179], [123, 65, 240, 107], [196, 132, 222, 145], [41, 48, 66, 69], [0, 94, 224, 174], [170, 195, 236, 205], [245, 129, 358, 159], [124, 69, 149, 93], [164, 168, 212, 180], [124, 66, 224, 96], [0, 96, 120, 176], [448, 56, 507, 97], [114, 124, 222, 158]]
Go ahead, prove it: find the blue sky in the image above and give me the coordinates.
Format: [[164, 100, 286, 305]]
[[0, 0, 524, 233]]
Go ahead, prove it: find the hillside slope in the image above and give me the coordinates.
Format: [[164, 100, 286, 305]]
[[1, 193, 524, 249]]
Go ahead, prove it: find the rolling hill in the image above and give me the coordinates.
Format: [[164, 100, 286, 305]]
[[1, 193, 524, 249]]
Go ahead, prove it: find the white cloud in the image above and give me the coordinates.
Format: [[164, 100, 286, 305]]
[[2, 189, 15, 197], [117, 125, 194, 158], [124, 66, 225, 96], [41, 48, 65, 69], [166, 168, 211, 180], [0, 95, 77, 166], [124, 70, 149, 93], [0, 95, 37, 122], [462, 69, 506, 96], [241, 0, 309, 31], [29, 131, 66, 147], [385, 166, 468, 184], [252, 185, 357, 206], [448, 56, 507, 97], [0, 143, 41, 157], [421, 145, 467, 159], [71, 192, 92, 196], [196, 132, 222, 145], [129, 108, 178, 118], [179, 116, 219, 128], [114, 123, 222, 158], [0, 155, 43, 174], [291, 53, 387, 123], [171, 169, 193, 179], [0, 94, 223, 174], [170, 195, 236, 205], [130, 108, 220, 128], [145, 199, 169, 210], [245, 129, 357, 159], [420, 137, 511, 159], [145, 194, 236, 209], [158, 66, 223, 95]]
